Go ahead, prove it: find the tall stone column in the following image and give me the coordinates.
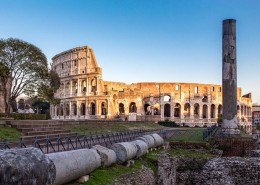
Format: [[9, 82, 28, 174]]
[[222, 19, 240, 135]]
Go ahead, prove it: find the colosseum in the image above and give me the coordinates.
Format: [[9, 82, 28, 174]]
[[50, 46, 252, 126]]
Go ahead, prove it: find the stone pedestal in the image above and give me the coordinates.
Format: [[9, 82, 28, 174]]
[[222, 19, 240, 135]]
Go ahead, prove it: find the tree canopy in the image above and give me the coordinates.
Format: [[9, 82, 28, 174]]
[[0, 38, 60, 114]]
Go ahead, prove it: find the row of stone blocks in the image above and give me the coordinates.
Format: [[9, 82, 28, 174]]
[[0, 133, 164, 185]]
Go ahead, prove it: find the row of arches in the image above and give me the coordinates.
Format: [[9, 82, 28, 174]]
[[56, 102, 107, 116], [145, 103, 223, 118], [60, 78, 97, 95]]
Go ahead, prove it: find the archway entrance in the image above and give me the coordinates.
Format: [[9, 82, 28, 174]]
[[119, 103, 125, 114], [144, 103, 151, 115], [164, 104, 171, 117], [174, 103, 181, 117], [129, 102, 137, 113], [203, 105, 208, 118], [90, 102, 95, 115]]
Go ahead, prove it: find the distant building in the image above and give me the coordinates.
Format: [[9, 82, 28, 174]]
[[252, 104, 260, 124], [49, 46, 252, 126]]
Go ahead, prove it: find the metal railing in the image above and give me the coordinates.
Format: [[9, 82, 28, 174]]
[[0, 129, 160, 154], [203, 124, 217, 140]]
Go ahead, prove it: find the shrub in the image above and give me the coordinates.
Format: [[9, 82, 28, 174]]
[[158, 121, 180, 127], [0, 113, 47, 120]]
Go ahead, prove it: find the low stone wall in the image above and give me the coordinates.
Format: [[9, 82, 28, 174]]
[[214, 137, 257, 156]]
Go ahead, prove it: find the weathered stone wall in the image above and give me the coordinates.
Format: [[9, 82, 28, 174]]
[[200, 157, 260, 185], [214, 137, 257, 157]]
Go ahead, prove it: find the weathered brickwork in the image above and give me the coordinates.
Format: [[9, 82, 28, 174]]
[[50, 46, 252, 126]]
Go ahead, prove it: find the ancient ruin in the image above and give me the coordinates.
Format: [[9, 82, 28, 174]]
[[222, 19, 240, 135], [49, 46, 252, 126]]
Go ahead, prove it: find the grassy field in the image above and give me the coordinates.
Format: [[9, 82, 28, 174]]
[[65, 122, 165, 135], [0, 125, 21, 142], [67, 148, 215, 185], [167, 128, 206, 142]]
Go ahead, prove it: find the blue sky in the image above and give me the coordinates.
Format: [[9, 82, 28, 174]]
[[1, 0, 260, 103]]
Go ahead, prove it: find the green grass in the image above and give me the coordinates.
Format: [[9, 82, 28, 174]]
[[66, 148, 215, 185], [0, 125, 21, 142], [65, 122, 165, 135], [167, 128, 206, 143]]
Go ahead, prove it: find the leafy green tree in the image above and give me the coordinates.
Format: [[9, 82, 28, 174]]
[[32, 99, 50, 114], [0, 38, 60, 114]]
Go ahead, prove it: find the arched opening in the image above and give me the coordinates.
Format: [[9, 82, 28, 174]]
[[164, 104, 171, 117], [184, 103, 191, 117], [154, 103, 160, 115], [56, 106, 60, 116], [203, 104, 208, 118], [101, 102, 107, 115], [91, 79, 96, 92], [72, 103, 77, 116], [119, 103, 125, 114], [218, 104, 222, 116], [65, 103, 70, 116], [163, 95, 171, 102], [73, 81, 78, 94], [202, 96, 208, 103], [90, 102, 96, 115], [144, 103, 151, 115], [174, 103, 181, 117], [81, 80, 86, 93], [211, 104, 216, 118], [65, 82, 70, 95], [60, 104, 64, 116], [194, 103, 200, 118], [80, 103, 86, 115], [129, 102, 137, 113]]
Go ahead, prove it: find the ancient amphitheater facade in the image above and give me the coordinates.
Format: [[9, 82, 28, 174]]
[[50, 46, 252, 126]]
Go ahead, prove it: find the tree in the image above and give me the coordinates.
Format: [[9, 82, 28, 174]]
[[25, 69, 61, 105], [0, 38, 49, 114]]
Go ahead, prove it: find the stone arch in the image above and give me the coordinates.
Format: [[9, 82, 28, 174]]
[[81, 80, 86, 93], [129, 102, 137, 113], [194, 103, 200, 118], [80, 103, 86, 115], [211, 104, 216, 118], [174, 103, 181, 117], [60, 104, 64, 116], [65, 103, 70, 116], [202, 96, 208, 103], [72, 103, 77, 116], [218, 104, 222, 116], [203, 104, 208, 118], [163, 95, 171, 102], [90, 102, 96, 115], [56, 106, 60, 116], [73, 81, 78, 94], [91, 79, 96, 92], [144, 103, 151, 115], [184, 103, 191, 117], [119, 103, 125, 114], [164, 103, 171, 117], [154, 103, 160, 115], [101, 102, 107, 115]]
